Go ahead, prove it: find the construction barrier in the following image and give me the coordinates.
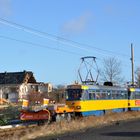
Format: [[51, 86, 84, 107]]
[[22, 99, 29, 108], [43, 98, 49, 106]]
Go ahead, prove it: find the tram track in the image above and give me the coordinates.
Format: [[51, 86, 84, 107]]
[[0, 123, 38, 139]]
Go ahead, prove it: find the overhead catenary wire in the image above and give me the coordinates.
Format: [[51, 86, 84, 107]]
[[0, 18, 140, 70], [0, 34, 138, 83], [0, 33, 129, 63], [0, 18, 91, 53], [0, 18, 139, 84], [0, 34, 114, 63], [0, 18, 136, 59], [0, 33, 138, 69], [0, 35, 82, 56]]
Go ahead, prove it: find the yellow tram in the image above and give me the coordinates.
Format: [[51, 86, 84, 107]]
[[65, 83, 140, 116]]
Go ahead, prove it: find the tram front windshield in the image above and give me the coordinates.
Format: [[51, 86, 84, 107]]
[[66, 89, 82, 101]]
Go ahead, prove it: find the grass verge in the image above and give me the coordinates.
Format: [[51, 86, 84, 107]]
[[19, 111, 140, 140]]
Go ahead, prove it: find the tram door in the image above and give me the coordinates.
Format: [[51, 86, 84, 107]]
[[128, 90, 131, 111]]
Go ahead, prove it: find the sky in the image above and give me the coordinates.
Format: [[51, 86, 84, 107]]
[[0, 0, 140, 85]]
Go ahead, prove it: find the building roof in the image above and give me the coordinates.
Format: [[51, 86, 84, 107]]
[[0, 71, 36, 84]]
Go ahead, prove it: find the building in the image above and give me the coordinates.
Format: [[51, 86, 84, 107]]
[[0, 71, 52, 103]]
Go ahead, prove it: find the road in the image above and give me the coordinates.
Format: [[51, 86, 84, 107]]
[[37, 119, 140, 140]]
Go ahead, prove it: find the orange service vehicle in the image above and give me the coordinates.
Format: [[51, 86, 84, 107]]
[[20, 98, 74, 122], [20, 109, 50, 121]]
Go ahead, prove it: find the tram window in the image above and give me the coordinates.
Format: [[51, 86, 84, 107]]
[[95, 90, 100, 99], [111, 91, 121, 99], [111, 90, 115, 99], [120, 91, 128, 99], [107, 91, 111, 99], [67, 89, 82, 101], [95, 93, 101, 99], [132, 93, 135, 99], [125, 92, 128, 99], [99, 93, 103, 99], [130, 91, 135, 99], [120, 92, 125, 99], [116, 93, 119, 99], [100, 93, 107, 99], [135, 92, 140, 99], [81, 90, 89, 100], [120, 91, 124, 99], [101, 90, 107, 99], [95, 92, 107, 100], [89, 92, 95, 100], [96, 90, 100, 94], [133, 92, 136, 99], [111, 91, 117, 99], [112, 93, 116, 99], [120, 91, 126, 99], [89, 93, 92, 100]]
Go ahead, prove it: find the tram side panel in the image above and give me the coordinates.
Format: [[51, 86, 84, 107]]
[[128, 88, 140, 111], [66, 85, 129, 116]]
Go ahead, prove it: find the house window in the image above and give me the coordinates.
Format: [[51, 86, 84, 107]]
[[5, 93, 8, 99]]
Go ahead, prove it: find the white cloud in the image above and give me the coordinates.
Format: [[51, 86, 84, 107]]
[[62, 12, 91, 34]]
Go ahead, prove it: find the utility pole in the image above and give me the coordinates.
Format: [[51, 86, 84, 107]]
[[131, 43, 134, 86]]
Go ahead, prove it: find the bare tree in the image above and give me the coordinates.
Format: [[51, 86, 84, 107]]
[[101, 57, 123, 83], [135, 67, 140, 87]]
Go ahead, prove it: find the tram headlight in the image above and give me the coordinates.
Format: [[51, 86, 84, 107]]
[[76, 106, 81, 109]]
